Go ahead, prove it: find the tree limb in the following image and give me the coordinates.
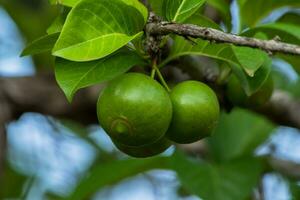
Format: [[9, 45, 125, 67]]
[[148, 21, 300, 56]]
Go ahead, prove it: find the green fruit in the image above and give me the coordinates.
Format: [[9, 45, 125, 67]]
[[112, 136, 172, 158], [226, 74, 274, 107], [166, 81, 220, 144], [97, 73, 172, 147]]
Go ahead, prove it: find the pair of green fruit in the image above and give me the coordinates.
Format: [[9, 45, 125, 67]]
[[97, 73, 220, 158]]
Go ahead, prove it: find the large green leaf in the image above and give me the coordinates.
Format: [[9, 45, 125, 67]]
[[164, 36, 271, 95], [21, 33, 60, 56], [172, 152, 263, 200], [55, 49, 145, 101], [243, 23, 300, 45], [67, 157, 170, 200], [209, 109, 275, 162], [162, 0, 206, 22], [52, 0, 148, 61], [239, 0, 300, 27]]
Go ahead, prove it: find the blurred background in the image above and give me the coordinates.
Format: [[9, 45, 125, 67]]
[[1, 0, 300, 200]]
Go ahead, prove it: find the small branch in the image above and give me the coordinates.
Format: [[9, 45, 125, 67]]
[[256, 91, 300, 129], [0, 90, 13, 179], [148, 21, 300, 56], [267, 156, 300, 180]]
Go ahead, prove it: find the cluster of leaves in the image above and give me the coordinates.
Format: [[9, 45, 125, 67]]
[[15, 0, 300, 199], [22, 0, 300, 101]]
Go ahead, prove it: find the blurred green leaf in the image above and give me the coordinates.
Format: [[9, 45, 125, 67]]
[[206, 0, 231, 30], [149, 0, 163, 17], [172, 151, 263, 200], [279, 54, 300, 74], [55, 48, 145, 102], [290, 181, 300, 200], [47, 8, 70, 34], [21, 33, 59, 56], [52, 0, 147, 61], [0, 163, 27, 199], [286, 79, 300, 98], [66, 157, 171, 200], [277, 13, 300, 25], [243, 23, 300, 45], [162, 0, 206, 22], [186, 13, 221, 30], [239, 0, 300, 27], [209, 109, 275, 162]]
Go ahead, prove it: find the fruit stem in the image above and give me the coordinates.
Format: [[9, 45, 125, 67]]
[[151, 57, 170, 92], [154, 65, 171, 92], [151, 68, 156, 79]]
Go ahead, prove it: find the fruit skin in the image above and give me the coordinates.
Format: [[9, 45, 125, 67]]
[[112, 136, 172, 158], [226, 74, 274, 108], [166, 81, 220, 144], [97, 73, 172, 147]]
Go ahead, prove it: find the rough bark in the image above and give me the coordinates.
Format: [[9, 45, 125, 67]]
[[148, 21, 300, 55]]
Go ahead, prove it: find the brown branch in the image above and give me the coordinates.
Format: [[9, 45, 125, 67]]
[[256, 91, 300, 129], [0, 74, 100, 125], [0, 89, 13, 179], [267, 156, 300, 180], [148, 21, 300, 56]]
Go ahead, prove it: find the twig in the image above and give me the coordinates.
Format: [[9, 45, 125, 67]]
[[148, 21, 300, 56]]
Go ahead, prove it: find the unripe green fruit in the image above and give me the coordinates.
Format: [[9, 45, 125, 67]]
[[226, 74, 274, 108], [112, 136, 172, 158], [166, 81, 220, 144], [97, 73, 172, 147]]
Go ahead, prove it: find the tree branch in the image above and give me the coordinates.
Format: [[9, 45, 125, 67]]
[[148, 21, 300, 56]]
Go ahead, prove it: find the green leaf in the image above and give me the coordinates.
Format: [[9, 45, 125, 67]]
[[279, 54, 300, 74], [162, 0, 206, 22], [243, 23, 300, 45], [277, 12, 300, 25], [149, 0, 163, 17], [0, 163, 27, 199], [290, 180, 300, 200], [186, 13, 221, 30], [206, 0, 232, 30], [164, 36, 271, 94], [67, 157, 170, 200], [47, 8, 70, 34], [172, 152, 263, 200], [21, 33, 60, 56], [52, 0, 148, 61], [240, 0, 300, 27], [209, 108, 275, 162], [49, 0, 81, 7], [163, 14, 272, 94], [55, 49, 145, 102]]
